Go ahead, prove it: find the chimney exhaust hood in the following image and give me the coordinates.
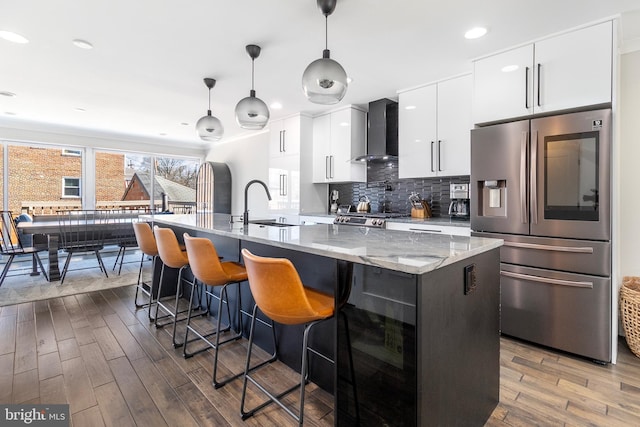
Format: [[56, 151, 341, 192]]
[[354, 98, 398, 162]]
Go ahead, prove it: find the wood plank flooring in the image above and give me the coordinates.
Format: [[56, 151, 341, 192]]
[[1, 284, 640, 426]]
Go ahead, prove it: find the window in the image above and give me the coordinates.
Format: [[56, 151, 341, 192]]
[[62, 149, 82, 157], [62, 177, 81, 198]]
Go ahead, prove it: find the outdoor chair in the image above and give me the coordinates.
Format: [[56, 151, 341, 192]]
[[57, 209, 110, 284], [0, 211, 49, 287]]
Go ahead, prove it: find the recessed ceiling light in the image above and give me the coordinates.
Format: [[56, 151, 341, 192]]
[[465, 27, 488, 40], [74, 107, 86, 112], [339, 122, 349, 127], [405, 105, 416, 110], [0, 91, 16, 97], [501, 65, 519, 73], [72, 39, 93, 49], [0, 30, 29, 44], [270, 102, 283, 110]]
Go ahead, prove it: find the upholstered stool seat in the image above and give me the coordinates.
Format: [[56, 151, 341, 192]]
[[240, 248, 354, 426], [182, 233, 259, 388], [153, 226, 203, 347]]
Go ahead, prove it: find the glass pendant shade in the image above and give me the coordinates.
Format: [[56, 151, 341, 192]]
[[196, 110, 224, 141], [196, 78, 224, 142], [302, 50, 347, 104], [235, 90, 270, 130]]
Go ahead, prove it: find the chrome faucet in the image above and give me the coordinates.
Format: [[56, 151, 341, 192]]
[[243, 179, 272, 225]]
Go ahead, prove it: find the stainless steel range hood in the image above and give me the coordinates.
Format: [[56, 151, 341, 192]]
[[353, 98, 398, 162]]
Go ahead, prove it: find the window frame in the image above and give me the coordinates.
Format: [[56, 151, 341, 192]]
[[61, 176, 81, 198]]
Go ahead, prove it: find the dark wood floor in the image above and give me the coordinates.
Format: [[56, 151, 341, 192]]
[[1, 284, 640, 426]]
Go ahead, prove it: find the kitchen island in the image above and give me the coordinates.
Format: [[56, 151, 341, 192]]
[[144, 213, 502, 426]]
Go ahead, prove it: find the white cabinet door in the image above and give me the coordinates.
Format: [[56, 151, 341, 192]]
[[267, 155, 299, 213], [437, 75, 472, 176], [473, 21, 612, 124], [398, 84, 437, 179], [270, 116, 301, 158], [331, 108, 366, 182], [473, 44, 534, 124], [534, 21, 612, 114], [312, 107, 366, 183], [312, 114, 331, 182]]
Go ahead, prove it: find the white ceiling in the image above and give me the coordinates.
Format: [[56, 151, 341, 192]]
[[1, 0, 639, 151]]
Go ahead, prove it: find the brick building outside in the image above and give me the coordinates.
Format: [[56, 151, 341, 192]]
[[8, 146, 124, 214]]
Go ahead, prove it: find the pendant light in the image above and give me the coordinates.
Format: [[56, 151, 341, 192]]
[[196, 78, 224, 141], [235, 44, 270, 130], [302, 0, 348, 105]]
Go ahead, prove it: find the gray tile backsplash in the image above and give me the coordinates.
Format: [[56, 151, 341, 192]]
[[328, 160, 469, 217]]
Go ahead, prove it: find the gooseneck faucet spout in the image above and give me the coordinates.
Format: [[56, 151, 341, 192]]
[[243, 179, 272, 225]]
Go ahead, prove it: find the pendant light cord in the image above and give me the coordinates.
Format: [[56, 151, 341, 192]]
[[208, 87, 211, 113], [325, 15, 328, 50], [251, 58, 255, 91]]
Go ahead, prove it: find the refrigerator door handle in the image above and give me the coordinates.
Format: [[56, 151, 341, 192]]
[[500, 271, 593, 289], [503, 241, 594, 254], [520, 132, 528, 224], [530, 130, 538, 224]]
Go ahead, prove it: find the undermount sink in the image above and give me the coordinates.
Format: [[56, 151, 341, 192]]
[[248, 219, 298, 227]]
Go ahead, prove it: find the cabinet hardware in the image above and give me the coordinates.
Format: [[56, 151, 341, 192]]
[[279, 130, 283, 152], [325, 156, 330, 179], [282, 174, 287, 196], [536, 63, 541, 107], [409, 228, 441, 233], [430, 141, 435, 172], [501, 270, 593, 289], [330, 155, 334, 179], [525, 67, 530, 109], [282, 129, 286, 152], [437, 140, 442, 172]]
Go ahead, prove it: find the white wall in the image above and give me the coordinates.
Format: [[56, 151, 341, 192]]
[[205, 131, 271, 218], [619, 49, 640, 277]]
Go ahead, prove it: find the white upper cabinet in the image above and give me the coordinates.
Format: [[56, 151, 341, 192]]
[[269, 116, 301, 157], [473, 45, 534, 124], [399, 74, 472, 179], [312, 106, 366, 183], [473, 21, 612, 124], [268, 114, 326, 214], [534, 21, 612, 114]]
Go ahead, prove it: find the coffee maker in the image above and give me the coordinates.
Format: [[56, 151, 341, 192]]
[[448, 183, 470, 219]]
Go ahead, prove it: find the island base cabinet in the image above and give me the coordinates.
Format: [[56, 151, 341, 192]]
[[418, 248, 500, 426], [338, 249, 500, 426]]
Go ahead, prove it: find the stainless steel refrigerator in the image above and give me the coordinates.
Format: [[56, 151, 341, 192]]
[[471, 108, 612, 362]]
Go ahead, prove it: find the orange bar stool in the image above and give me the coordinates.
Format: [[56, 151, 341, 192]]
[[153, 226, 204, 347], [132, 222, 159, 317], [240, 248, 339, 425], [182, 233, 257, 388]]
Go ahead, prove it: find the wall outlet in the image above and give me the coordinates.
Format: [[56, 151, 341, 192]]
[[464, 264, 477, 295]]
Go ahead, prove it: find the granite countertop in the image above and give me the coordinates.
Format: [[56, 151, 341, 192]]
[[143, 214, 500, 275], [301, 212, 471, 228]]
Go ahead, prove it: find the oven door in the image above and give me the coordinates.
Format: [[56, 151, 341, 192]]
[[530, 108, 611, 241], [500, 263, 611, 362]]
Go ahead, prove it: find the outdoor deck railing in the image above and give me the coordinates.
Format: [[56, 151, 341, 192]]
[[21, 201, 195, 216]]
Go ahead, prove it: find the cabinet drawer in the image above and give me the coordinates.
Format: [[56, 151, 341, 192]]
[[386, 222, 470, 237]]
